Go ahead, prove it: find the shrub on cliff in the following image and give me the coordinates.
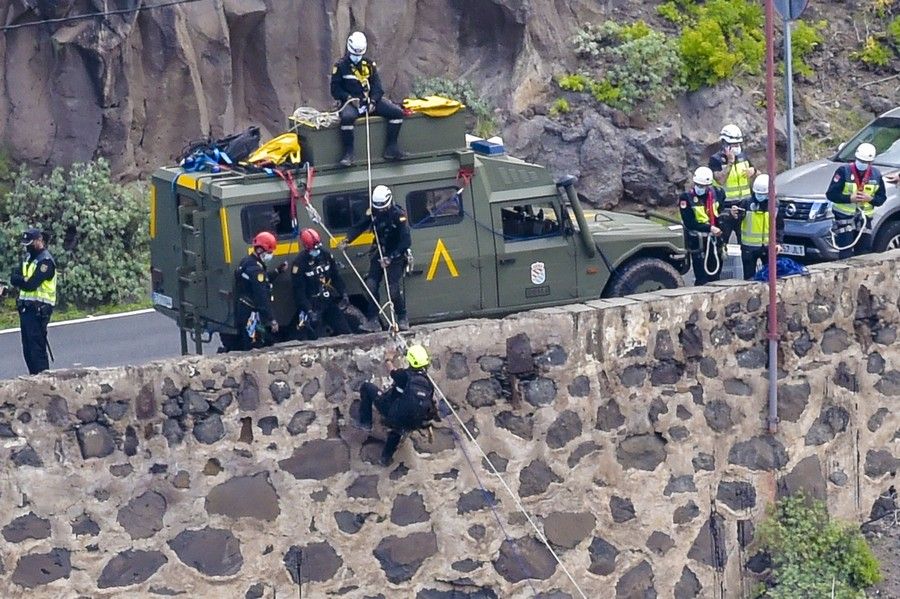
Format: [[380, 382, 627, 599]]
[[754, 494, 881, 599], [412, 77, 496, 138], [0, 159, 149, 307]]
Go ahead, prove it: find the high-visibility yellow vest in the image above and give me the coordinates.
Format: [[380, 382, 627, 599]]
[[741, 208, 770, 247], [691, 196, 718, 228], [835, 180, 880, 217], [723, 159, 753, 202], [20, 252, 57, 306]]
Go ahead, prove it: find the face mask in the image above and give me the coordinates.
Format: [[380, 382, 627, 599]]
[[756, 194, 768, 203], [261, 252, 273, 263], [349, 53, 363, 64], [731, 145, 742, 155], [694, 185, 708, 196], [309, 248, 321, 258], [855, 160, 870, 172]]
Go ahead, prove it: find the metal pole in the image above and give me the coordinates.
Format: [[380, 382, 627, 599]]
[[783, 17, 796, 169], [765, 0, 780, 434]]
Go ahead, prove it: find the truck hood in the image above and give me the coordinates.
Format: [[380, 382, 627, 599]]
[[584, 209, 681, 233], [775, 158, 837, 201]]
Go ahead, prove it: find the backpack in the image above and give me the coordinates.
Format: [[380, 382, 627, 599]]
[[177, 126, 262, 171], [387, 372, 435, 430], [219, 126, 261, 163]]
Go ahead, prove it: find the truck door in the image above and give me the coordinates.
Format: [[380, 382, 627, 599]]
[[491, 198, 579, 308]]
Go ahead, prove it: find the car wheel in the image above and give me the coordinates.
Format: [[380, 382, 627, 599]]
[[874, 220, 900, 253], [604, 257, 684, 297]]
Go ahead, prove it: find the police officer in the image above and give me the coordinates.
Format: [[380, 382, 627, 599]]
[[331, 31, 405, 167], [9, 228, 56, 374], [291, 228, 351, 340], [225, 231, 283, 351], [339, 184, 412, 331], [731, 174, 784, 280], [679, 167, 725, 285], [355, 344, 439, 466], [709, 124, 757, 244], [826, 142, 887, 259]]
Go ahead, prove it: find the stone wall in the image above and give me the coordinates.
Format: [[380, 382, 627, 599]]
[[0, 251, 898, 598]]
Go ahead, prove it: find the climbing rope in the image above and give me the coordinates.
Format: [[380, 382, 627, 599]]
[[704, 234, 722, 277], [829, 212, 868, 251], [289, 99, 353, 130]]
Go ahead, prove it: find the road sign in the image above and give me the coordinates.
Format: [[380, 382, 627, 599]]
[[774, 0, 809, 21]]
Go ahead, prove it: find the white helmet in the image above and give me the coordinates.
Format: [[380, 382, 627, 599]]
[[693, 166, 714, 186], [855, 142, 877, 163], [372, 185, 393, 210], [752, 174, 770, 196], [347, 31, 367, 56], [720, 124, 744, 145]]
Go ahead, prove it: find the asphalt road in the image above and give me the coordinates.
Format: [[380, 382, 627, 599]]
[[0, 250, 745, 380]]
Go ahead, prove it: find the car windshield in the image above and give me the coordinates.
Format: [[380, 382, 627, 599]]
[[835, 116, 900, 168]]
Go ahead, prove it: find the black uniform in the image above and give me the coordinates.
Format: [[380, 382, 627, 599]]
[[227, 254, 277, 351], [825, 164, 887, 258], [358, 367, 439, 465], [679, 187, 726, 285], [709, 148, 755, 244], [330, 55, 405, 161], [10, 248, 56, 374], [736, 194, 785, 280], [345, 205, 412, 321], [291, 249, 351, 340]]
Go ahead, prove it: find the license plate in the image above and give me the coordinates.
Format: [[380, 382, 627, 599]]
[[780, 243, 805, 256], [151, 291, 173, 309]]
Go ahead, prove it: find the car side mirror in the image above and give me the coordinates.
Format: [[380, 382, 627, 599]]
[[838, 142, 846, 152]]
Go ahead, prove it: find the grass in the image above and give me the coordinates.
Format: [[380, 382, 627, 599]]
[[0, 298, 152, 330]]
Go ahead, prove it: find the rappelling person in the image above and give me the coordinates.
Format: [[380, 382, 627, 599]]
[[339, 184, 411, 331], [826, 142, 887, 259], [291, 228, 351, 340], [709, 124, 757, 245], [730, 174, 784, 280], [354, 344, 439, 466], [679, 166, 725, 285], [8, 228, 57, 375], [222, 231, 285, 351], [331, 31, 406, 167]]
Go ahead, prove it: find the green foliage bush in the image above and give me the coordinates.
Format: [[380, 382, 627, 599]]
[[549, 98, 571, 116], [754, 494, 882, 599], [412, 77, 497, 138], [0, 160, 149, 307], [852, 36, 893, 68], [658, 0, 697, 23], [789, 20, 826, 78], [557, 73, 591, 93], [888, 17, 900, 47], [677, 0, 764, 89]]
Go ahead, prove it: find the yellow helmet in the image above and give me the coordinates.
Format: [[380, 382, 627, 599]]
[[406, 344, 430, 369]]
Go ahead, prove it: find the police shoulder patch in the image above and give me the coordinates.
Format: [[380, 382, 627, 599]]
[[679, 200, 688, 209], [257, 273, 265, 282], [39, 263, 48, 272], [833, 174, 841, 182]]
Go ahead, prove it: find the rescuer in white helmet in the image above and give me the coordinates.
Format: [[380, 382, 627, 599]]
[[709, 124, 757, 244], [730, 174, 784, 279], [825, 142, 887, 258], [679, 166, 726, 285]]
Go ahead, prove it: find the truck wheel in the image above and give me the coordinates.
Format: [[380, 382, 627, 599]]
[[604, 258, 684, 297], [874, 220, 900, 253]]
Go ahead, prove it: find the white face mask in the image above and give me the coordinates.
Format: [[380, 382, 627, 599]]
[[756, 194, 768, 203], [694, 185, 708, 196], [855, 160, 870, 172], [349, 53, 363, 64], [309, 248, 321, 258], [731, 145, 742, 155], [261, 252, 273, 263]]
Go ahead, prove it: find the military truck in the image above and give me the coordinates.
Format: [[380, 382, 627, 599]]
[[149, 110, 688, 353]]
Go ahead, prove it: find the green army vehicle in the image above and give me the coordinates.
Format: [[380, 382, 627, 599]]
[[149, 110, 688, 353]]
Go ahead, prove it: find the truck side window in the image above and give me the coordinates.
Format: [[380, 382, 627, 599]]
[[324, 192, 370, 230], [241, 202, 294, 241], [406, 187, 464, 228], [501, 202, 561, 241]]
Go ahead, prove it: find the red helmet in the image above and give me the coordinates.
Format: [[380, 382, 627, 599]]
[[299, 228, 322, 250], [252, 231, 277, 252]]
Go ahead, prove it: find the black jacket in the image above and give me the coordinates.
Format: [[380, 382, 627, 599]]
[[345, 205, 411, 260], [679, 188, 726, 234], [11, 248, 56, 292], [291, 250, 346, 313], [235, 254, 275, 323], [330, 55, 385, 104], [384, 367, 438, 426], [826, 164, 887, 209]]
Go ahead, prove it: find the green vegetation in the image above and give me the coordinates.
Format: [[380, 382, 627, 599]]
[[888, 17, 900, 47], [0, 297, 152, 330], [852, 35, 893, 68], [754, 494, 882, 599], [788, 20, 826, 78], [0, 159, 149, 308], [549, 98, 571, 116], [412, 77, 497, 138], [557, 73, 590, 93]]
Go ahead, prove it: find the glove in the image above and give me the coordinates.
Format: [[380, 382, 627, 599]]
[[337, 240, 349, 252], [269, 320, 280, 334], [379, 256, 392, 268], [277, 261, 289, 274], [297, 310, 309, 327], [339, 294, 350, 309]]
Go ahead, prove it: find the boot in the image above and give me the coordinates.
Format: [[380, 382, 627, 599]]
[[396, 316, 409, 331], [339, 128, 354, 167], [359, 316, 381, 333], [383, 122, 406, 161]]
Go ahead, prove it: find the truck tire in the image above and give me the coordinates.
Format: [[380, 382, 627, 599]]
[[873, 219, 900, 253], [604, 257, 684, 297]]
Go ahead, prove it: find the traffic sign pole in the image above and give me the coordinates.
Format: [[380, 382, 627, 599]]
[[784, 18, 796, 169]]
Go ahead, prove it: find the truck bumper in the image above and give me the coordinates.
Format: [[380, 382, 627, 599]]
[[783, 219, 839, 262]]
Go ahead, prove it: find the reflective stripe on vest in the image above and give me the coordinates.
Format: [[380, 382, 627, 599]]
[[20, 258, 57, 306], [741, 210, 769, 247], [723, 159, 752, 201], [834, 180, 879, 217]]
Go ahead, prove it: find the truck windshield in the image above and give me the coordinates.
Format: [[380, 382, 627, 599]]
[[835, 117, 900, 168]]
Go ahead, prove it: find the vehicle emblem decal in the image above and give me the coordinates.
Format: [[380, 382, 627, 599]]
[[530, 261, 546, 285], [426, 238, 459, 281], [785, 203, 797, 217]]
